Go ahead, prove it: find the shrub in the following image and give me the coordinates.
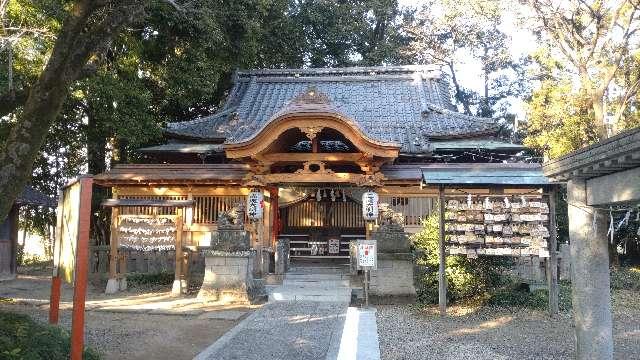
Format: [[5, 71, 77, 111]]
[[610, 267, 640, 291], [126, 271, 174, 289], [0, 311, 100, 360], [411, 209, 512, 304], [486, 280, 572, 311]]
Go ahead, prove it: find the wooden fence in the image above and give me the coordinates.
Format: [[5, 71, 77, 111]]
[[88, 245, 205, 278]]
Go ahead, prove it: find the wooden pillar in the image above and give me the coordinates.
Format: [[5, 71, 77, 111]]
[[438, 185, 447, 316], [547, 187, 559, 316], [105, 193, 120, 294], [271, 187, 279, 245], [172, 209, 184, 296], [567, 179, 613, 359], [70, 177, 93, 360]]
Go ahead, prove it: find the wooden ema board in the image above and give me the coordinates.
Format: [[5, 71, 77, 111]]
[[443, 195, 551, 258], [117, 215, 177, 251]]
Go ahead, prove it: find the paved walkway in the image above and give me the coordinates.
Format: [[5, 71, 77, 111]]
[[194, 301, 380, 360]]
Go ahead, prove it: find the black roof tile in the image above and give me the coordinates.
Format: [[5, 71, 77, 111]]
[[165, 65, 499, 153]]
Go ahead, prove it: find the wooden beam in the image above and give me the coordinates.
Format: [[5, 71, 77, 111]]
[[116, 186, 250, 196], [438, 185, 447, 316], [260, 152, 365, 162], [547, 187, 559, 316], [102, 199, 195, 208]]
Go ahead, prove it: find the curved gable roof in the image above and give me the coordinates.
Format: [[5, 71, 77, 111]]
[[165, 65, 499, 153]]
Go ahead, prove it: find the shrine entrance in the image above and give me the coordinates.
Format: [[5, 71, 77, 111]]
[[277, 186, 366, 263], [221, 87, 401, 265]]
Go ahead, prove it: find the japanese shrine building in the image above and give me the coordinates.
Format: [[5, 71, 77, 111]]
[[95, 65, 552, 299]]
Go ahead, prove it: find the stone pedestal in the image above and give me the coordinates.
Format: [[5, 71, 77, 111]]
[[369, 253, 416, 302], [197, 251, 266, 304], [368, 226, 416, 302]]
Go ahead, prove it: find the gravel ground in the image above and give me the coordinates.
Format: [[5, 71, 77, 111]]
[[1, 303, 243, 360], [376, 290, 640, 360]]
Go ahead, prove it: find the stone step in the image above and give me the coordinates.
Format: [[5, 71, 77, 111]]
[[283, 279, 351, 288], [269, 294, 351, 302], [287, 267, 348, 275], [285, 273, 350, 280], [267, 288, 351, 302]]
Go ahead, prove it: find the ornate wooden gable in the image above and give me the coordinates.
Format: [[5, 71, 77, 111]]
[[223, 87, 400, 186]]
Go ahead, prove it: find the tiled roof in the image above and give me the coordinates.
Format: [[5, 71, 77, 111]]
[[165, 65, 499, 153], [421, 163, 550, 186], [16, 186, 56, 207]]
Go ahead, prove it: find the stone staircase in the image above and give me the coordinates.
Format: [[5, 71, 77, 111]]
[[267, 265, 352, 302]]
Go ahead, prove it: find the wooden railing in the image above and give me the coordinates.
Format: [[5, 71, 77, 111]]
[[119, 195, 245, 225], [379, 196, 436, 226]]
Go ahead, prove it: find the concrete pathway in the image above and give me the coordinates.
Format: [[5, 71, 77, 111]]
[[194, 302, 381, 360]]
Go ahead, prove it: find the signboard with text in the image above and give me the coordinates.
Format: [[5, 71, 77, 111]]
[[357, 240, 377, 269]]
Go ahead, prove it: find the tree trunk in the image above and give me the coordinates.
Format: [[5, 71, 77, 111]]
[[448, 62, 472, 115], [86, 107, 107, 175], [591, 94, 608, 140], [0, 0, 146, 223]]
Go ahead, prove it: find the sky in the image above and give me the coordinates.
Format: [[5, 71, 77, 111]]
[[398, 0, 538, 121]]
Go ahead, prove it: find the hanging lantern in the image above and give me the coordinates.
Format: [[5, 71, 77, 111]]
[[247, 190, 264, 220], [362, 190, 379, 221]]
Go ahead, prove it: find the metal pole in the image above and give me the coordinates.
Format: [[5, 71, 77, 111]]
[[438, 185, 447, 316], [364, 269, 369, 308]]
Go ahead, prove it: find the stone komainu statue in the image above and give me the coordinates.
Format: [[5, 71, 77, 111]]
[[217, 202, 245, 228], [378, 203, 404, 228]]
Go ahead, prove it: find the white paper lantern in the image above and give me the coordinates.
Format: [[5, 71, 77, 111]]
[[247, 190, 264, 220], [362, 190, 379, 221]]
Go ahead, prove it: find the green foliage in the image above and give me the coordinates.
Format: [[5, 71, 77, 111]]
[[0, 311, 101, 360], [523, 49, 599, 159], [126, 271, 174, 289], [487, 280, 572, 311], [610, 267, 640, 291], [411, 208, 511, 304]]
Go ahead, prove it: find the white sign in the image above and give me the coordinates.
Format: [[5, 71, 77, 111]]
[[246, 191, 264, 220], [357, 240, 377, 268], [362, 190, 379, 221]]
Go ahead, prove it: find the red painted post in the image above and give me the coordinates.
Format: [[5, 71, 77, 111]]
[[48, 276, 61, 324], [70, 177, 93, 360]]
